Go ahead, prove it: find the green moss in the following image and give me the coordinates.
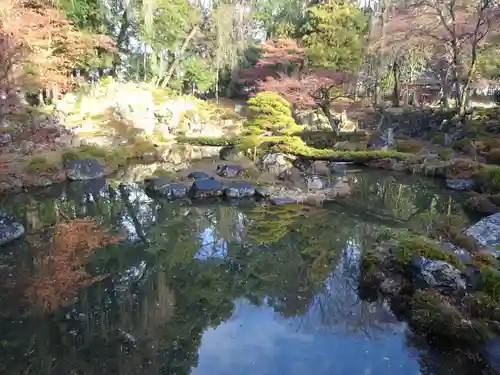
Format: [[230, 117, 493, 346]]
[[409, 289, 491, 344], [395, 139, 423, 153], [438, 148, 453, 161], [274, 139, 412, 162], [176, 136, 238, 146], [25, 156, 59, 174], [393, 233, 464, 269], [476, 165, 500, 193], [62, 145, 129, 167], [475, 265, 500, 302]]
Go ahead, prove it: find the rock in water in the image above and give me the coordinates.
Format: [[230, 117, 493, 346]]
[[189, 179, 223, 199], [144, 177, 169, 192], [216, 164, 244, 178], [158, 183, 190, 199], [446, 178, 475, 191], [224, 182, 255, 198], [187, 171, 213, 180], [65, 159, 105, 181], [466, 213, 500, 252], [0, 213, 25, 246], [411, 255, 466, 292]]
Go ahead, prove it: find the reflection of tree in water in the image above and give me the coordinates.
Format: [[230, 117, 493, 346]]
[[25, 218, 121, 311], [0, 175, 476, 375], [346, 171, 465, 231]]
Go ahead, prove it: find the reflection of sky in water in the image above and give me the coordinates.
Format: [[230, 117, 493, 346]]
[[192, 238, 421, 375], [192, 299, 421, 375]]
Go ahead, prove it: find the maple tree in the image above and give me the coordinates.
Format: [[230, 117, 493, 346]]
[[25, 217, 122, 311], [1, 0, 116, 101], [237, 38, 345, 131]]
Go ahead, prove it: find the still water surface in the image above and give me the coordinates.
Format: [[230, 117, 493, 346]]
[[0, 170, 483, 375]]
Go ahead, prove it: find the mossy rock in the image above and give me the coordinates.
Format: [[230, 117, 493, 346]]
[[393, 233, 464, 270], [475, 165, 500, 193], [465, 195, 500, 215], [409, 289, 492, 345]]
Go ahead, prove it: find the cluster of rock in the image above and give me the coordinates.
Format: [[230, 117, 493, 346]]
[[144, 161, 353, 205], [56, 82, 242, 144]]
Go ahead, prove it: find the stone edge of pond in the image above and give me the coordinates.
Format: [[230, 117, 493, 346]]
[[358, 230, 500, 372]]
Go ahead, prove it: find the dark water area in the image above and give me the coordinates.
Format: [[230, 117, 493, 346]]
[[0, 169, 487, 375]]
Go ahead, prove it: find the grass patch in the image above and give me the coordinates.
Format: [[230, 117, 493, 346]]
[[25, 155, 59, 174]]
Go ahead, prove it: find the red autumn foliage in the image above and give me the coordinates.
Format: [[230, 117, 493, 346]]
[[1, 0, 116, 97], [236, 38, 345, 110], [25, 218, 122, 311], [258, 70, 345, 110]]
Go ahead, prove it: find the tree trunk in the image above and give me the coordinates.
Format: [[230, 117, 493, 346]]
[[391, 60, 400, 107], [458, 42, 478, 117], [161, 26, 199, 88]]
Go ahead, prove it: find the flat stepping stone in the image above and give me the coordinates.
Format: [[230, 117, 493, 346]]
[[187, 171, 213, 180], [0, 213, 25, 247], [189, 179, 223, 199], [224, 181, 255, 198], [158, 183, 190, 199]]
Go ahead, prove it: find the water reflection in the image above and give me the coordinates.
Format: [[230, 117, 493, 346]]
[[0, 170, 483, 375]]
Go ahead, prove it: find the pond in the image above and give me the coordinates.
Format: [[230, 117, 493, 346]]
[[0, 168, 488, 375]]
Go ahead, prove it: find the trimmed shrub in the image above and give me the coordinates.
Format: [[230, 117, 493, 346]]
[[245, 92, 297, 135]]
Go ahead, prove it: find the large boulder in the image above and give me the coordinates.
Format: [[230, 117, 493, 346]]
[[65, 159, 105, 181], [259, 153, 293, 175], [187, 171, 213, 180], [0, 213, 25, 246], [219, 146, 244, 161], [411, 255, 467, 293], [466, 213, 500, 253], [224, 181, 255, 198], [189, 179, 223, 199], [295, 110, 332, 131], [114, 86, 156, 135]]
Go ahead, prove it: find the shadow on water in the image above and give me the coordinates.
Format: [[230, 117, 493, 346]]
[[0, 169, 491, 375]]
